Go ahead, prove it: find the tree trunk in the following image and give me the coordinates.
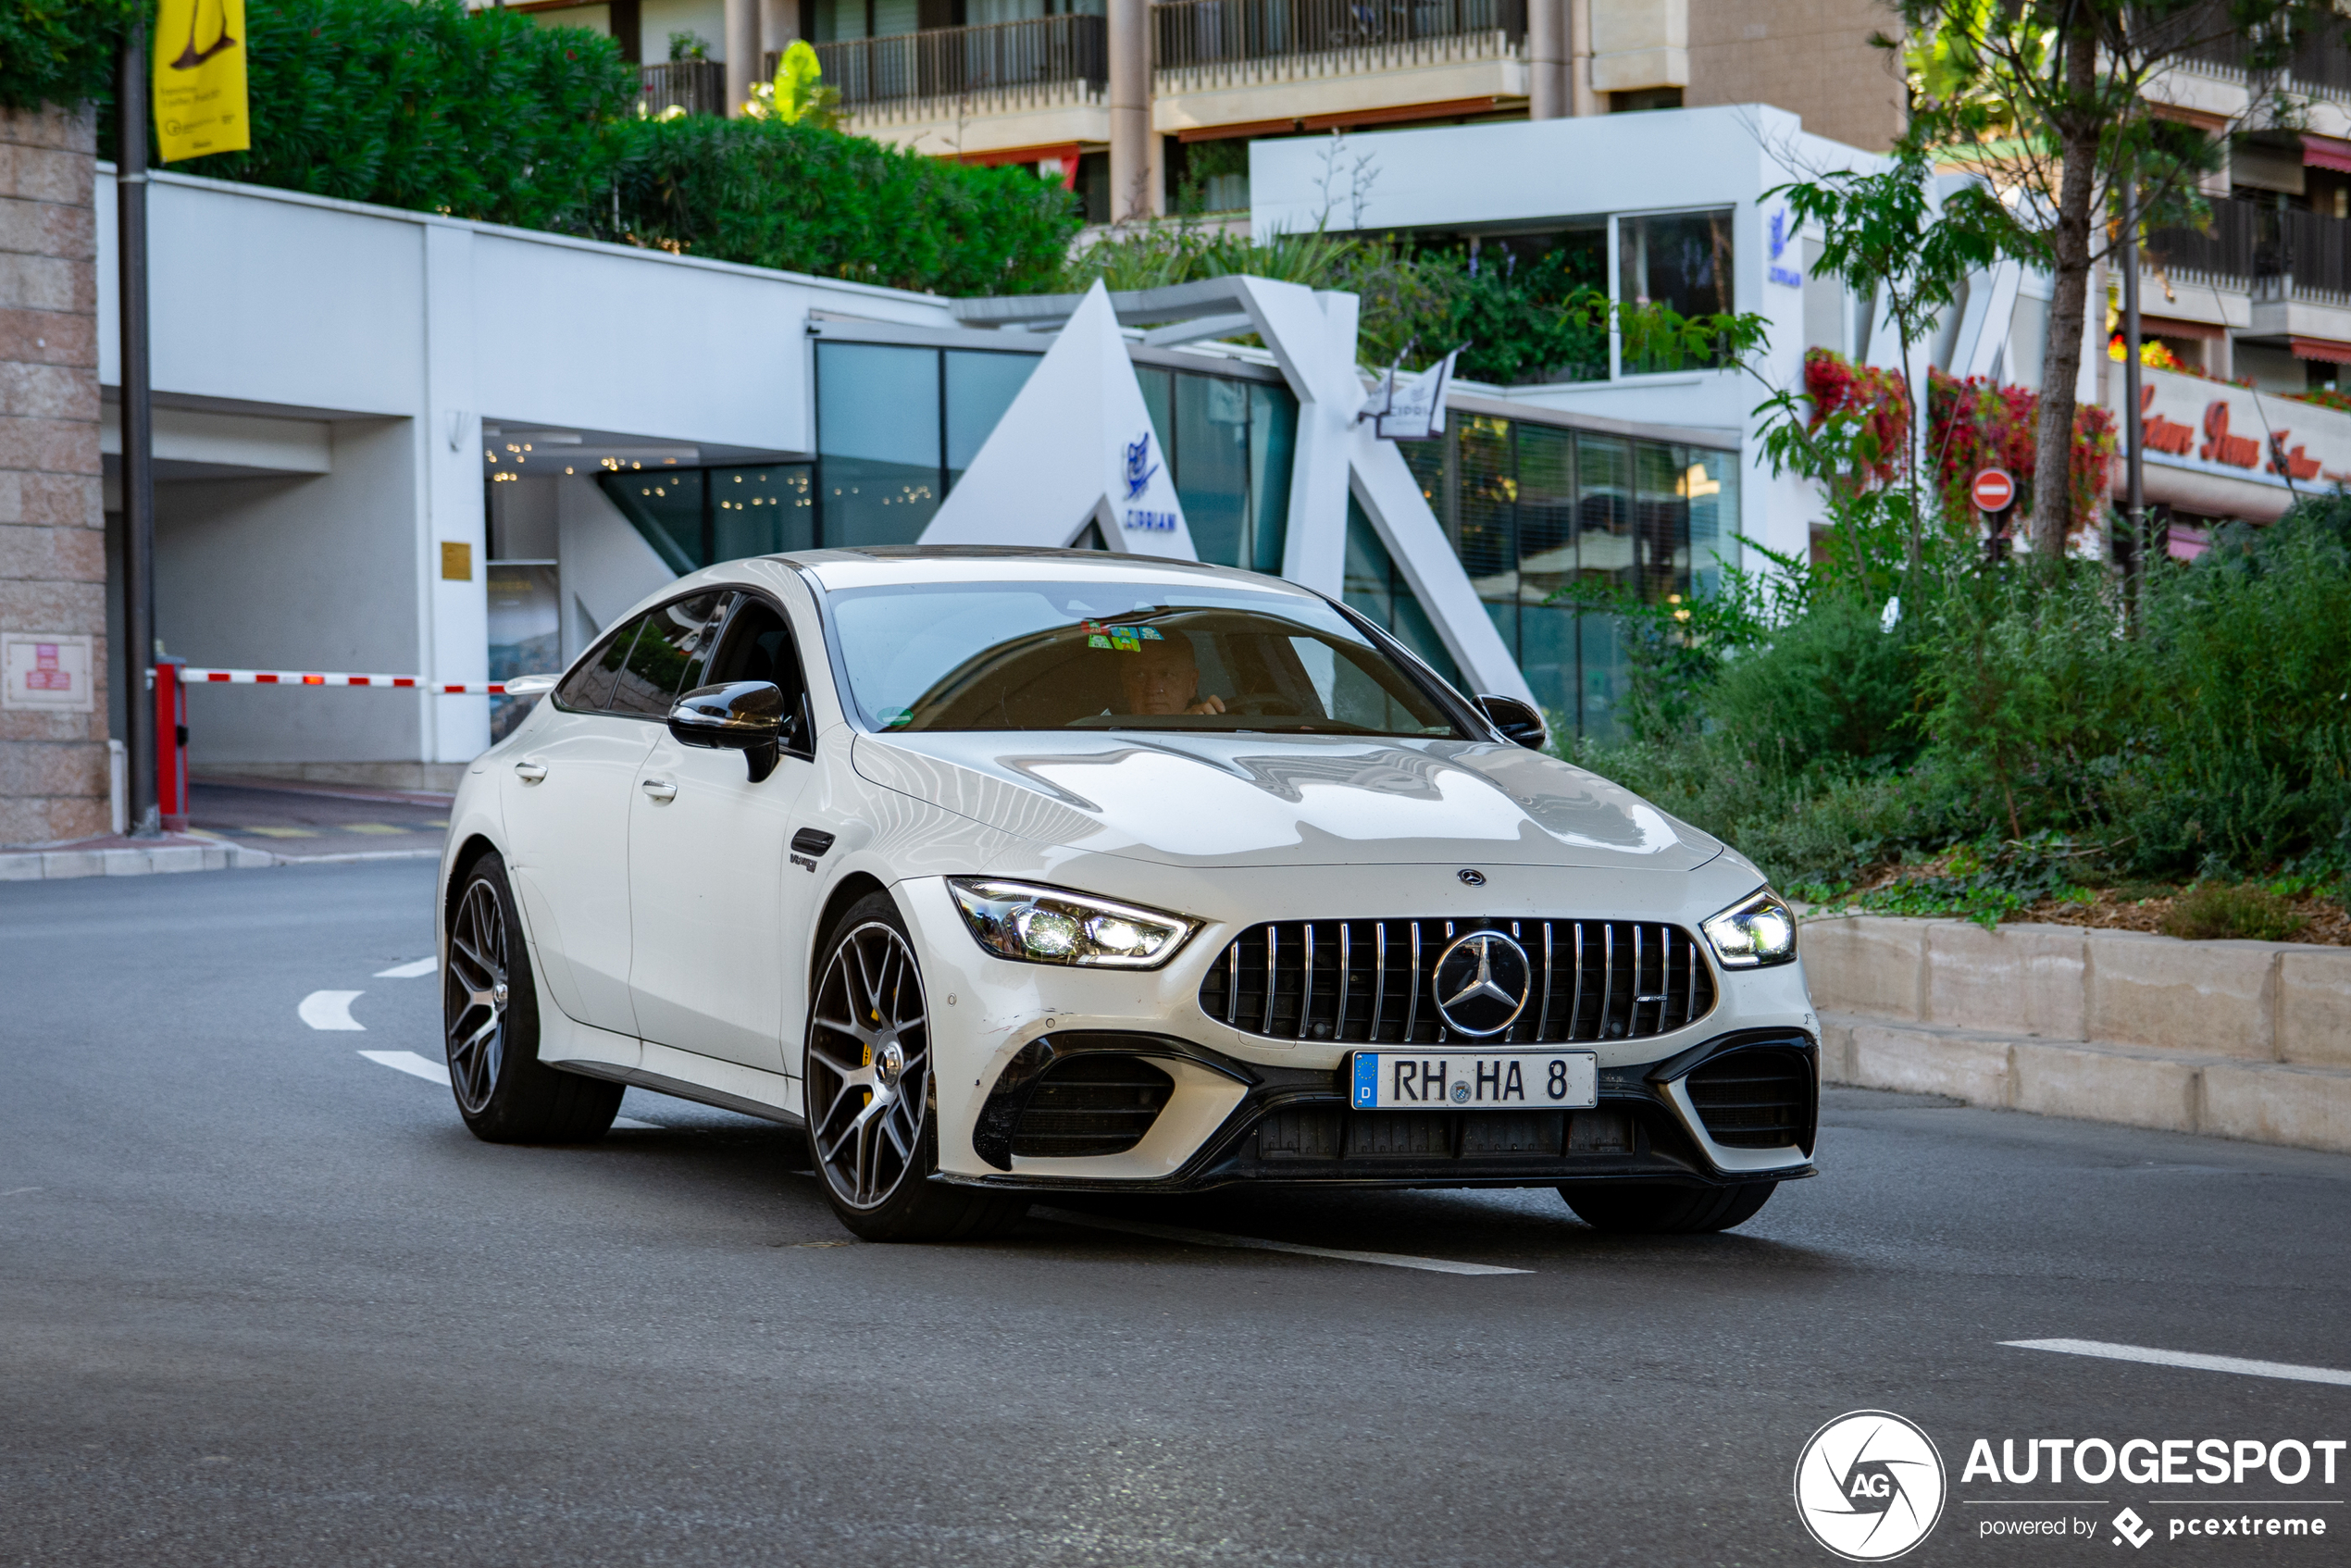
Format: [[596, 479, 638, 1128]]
[[2032, 21, 2102, 560]]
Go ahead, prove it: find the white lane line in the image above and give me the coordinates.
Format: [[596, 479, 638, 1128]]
[[2003, 1338, 2351, 1388], [1030, 1206, 1532, 1276], [1, 1187, 41, 1198], [373, 957, 438, 978], [353, 1052, 664, 1129], [360, 1049, 448, 1085], [298, 990, 365, 1031]]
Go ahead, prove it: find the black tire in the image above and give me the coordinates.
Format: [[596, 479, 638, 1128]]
[[443, 851, 623, 1143], [802, 891, 1026, 1242], [1559, 1180, 1777, 1235]]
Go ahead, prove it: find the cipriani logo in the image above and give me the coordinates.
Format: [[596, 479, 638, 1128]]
[[1794, 1411, 1947, 1562], [1122, 430, 1160, 499]]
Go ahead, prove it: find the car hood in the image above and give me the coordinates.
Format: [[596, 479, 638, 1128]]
[[850, 729, 1723, 871]]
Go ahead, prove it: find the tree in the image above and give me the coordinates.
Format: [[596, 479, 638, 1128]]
[[1896, 0, 2332, 559], [1773, 148, 2016, 571]]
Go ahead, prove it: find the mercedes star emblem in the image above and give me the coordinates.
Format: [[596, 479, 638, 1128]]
[[1431, 929, 1532, 1037], [1458, 868, 1486, 886]]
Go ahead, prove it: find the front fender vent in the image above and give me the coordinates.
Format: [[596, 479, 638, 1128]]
[[1197, 918, 1714, 1045], [1007, 1054, 1175, 1159]]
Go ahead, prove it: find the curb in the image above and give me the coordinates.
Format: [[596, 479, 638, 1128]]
[[1820, 1011, 2351, 1156], [0, 844, 442, 881]]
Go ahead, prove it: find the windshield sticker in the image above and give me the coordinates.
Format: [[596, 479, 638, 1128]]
[[1081, 621, 1163, 652]]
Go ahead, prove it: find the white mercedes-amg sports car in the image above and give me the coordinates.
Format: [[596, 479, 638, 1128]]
[[437, 547, 1818, 1241]]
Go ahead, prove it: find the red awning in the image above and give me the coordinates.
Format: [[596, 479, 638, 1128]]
[[2291, 334, 2351, 364], [2306, 133, 2351, 173]]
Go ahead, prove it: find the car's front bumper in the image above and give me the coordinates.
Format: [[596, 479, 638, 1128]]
[[899, 873, 1820, 1194]]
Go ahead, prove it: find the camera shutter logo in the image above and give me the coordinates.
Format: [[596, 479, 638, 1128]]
[[1793, 1411, 1947, 1562]]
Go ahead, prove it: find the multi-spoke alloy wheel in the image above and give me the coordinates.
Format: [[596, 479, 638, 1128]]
[[438, 852, 621, 1143], [807, 918, 930, 1212], [444, 877, 511, 1115], [802, 892, 1026, 1242]]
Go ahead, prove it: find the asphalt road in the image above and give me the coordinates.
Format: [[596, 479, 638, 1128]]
[[4, 862, 2346, 1567]]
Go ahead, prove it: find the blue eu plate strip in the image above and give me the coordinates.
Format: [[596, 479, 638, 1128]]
[[1350, 1052, 1379, 1108]]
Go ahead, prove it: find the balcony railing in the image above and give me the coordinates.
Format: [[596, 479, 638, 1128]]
[[1153, 0, 1524, 70], [2170, 9, 2351, 96], [2255, 203, 2351, 300], [640, 60, 727, 117], [799, 15, 1107, 111], [2146, 194, 2258, 287]]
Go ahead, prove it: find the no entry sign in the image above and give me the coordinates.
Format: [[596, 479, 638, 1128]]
[[1972, 467, 2017, 513]]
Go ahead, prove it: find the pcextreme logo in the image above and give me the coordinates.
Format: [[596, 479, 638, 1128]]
[[1795, 1411, 1949, 1562]]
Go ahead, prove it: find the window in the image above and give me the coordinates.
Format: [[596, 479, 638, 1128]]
[[1618, 208, 1735, 373], [813, 342, 1040, 550], [704, 597, 812, 752], [606, 593, 729, 718], [1135, 365, 1296, 573], [601, 466, 815, 575], [1341, 499, 1462, 690], [554, 621, 635, 714], [827, 579, 1466, 737], [1405, 418, 1737, 740]]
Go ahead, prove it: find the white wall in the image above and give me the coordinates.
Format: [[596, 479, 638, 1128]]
[[1251, 105, 1884, 569]]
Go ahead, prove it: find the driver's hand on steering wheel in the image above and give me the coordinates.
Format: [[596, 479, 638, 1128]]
[[1186, 694, 1226, 715]]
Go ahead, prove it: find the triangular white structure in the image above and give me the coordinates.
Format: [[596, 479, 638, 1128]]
[[921, 281, 1198, 559]]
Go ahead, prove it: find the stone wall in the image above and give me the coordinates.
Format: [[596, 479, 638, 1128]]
[[0, 104, 106, 846]]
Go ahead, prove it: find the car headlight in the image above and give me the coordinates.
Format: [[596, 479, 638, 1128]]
[[1700, 889, 1797, 968], [946, 878, 1198, 969]]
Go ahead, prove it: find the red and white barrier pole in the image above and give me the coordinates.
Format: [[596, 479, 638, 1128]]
[[178, 667, 541, 695]]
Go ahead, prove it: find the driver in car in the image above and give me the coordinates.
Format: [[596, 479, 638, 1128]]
[[1117, 633, 1226, 716]]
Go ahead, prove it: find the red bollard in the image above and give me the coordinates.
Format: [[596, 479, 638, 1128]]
[[155, 656, 188, 831]]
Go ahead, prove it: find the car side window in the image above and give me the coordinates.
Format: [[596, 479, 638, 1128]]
[[554, 621, 640, 714], [607, 592, 730, 718], [704, 597, 811, 750]]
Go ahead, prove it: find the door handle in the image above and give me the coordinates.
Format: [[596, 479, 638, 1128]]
[[641, 778, 678, 803], [514, 760, 547, 784]]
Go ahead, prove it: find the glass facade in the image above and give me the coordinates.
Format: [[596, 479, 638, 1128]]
[[1405, 419, 1737, 739], [1133, 364, 1294, 572], [1341, 499, 1463, 690], [600, 465, 816, 575], [1619, 208, 1735, 373]]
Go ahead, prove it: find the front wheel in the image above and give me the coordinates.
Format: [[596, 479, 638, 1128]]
[[443, 852, 623, 1143], [1558, 1180, 1776, 1235], [802, 892, 1025, 1242]]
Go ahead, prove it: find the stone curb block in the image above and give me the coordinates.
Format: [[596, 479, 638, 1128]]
[[0, 843, 278, 879], [1820, 1010, 2351, 1155]]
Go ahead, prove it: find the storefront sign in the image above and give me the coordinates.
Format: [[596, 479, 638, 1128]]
[[2, 633, 95, 712], [2126, 367, 2351, 493]]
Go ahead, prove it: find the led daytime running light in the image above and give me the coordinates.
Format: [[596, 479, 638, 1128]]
[[1700, 890, 1798, 969], [947, 878, 1197, 970]]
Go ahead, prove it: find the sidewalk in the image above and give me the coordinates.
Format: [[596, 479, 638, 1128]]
[[1, 778, 451, 880]]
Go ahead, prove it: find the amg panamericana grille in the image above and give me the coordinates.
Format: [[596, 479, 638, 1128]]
[[1197, 918, 1715, 1046]]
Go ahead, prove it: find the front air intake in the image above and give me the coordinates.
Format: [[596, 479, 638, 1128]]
[[1683, 1048, 1814, 1151], [1008, 1055, 1176, 1159]]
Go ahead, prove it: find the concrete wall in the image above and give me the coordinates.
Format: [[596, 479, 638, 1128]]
[[1805, 915, 2351, 1155], [0, 105, 107, 846]]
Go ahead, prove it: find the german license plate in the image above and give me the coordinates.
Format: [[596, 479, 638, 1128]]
[[1349, 1051, 1598, 1111]]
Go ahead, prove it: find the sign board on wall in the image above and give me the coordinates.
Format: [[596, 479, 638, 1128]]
[[2121, 367, 2351, 516], [2, 633, 95, 713]]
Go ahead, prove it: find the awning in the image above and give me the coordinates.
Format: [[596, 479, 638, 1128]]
[[2306, 133, 2351, 173], [2291, 335, 2351, 364]]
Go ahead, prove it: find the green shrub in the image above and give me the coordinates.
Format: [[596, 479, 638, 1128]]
[[2160, 883, 2307, 943], [1710, 594, 1926, 778], [72, 0, 1079, 293], [0, 0, 135, 112], [612, 114, 1077, 295]]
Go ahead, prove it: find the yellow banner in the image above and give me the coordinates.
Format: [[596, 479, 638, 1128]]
[[154, 0, 252, 163]]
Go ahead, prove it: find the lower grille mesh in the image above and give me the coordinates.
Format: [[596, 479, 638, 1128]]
[[1008, 1055, 1175, 1158], [1684, 1048, 1813, 1150]]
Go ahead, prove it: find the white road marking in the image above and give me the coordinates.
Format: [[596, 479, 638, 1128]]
[[1030, 1206, 1532, 1276], [2003, 1338, 2351, 1388], [359, 1050, 448, 1085], [373, 957, 438, 978], [298, 990, 365, 1031], [1, 1187, 41, 1198], [354, 1051, 663, 1129]]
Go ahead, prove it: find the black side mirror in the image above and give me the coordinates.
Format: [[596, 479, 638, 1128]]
[[1474, 693, 1549, 752], [669, 680, 790, 781]]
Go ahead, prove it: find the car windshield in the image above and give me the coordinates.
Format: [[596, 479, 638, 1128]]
[[826, 579, 1468, 737]]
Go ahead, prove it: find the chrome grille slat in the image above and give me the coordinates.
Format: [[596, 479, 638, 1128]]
[[1200, 917, 1713, 1046]]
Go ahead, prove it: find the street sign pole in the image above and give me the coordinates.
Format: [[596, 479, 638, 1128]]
[[2121, 154, 2146, 616], [118, 24, 159, 838]]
